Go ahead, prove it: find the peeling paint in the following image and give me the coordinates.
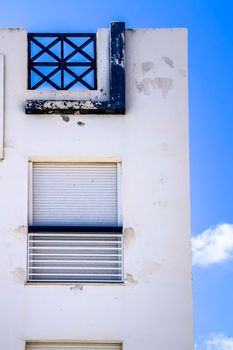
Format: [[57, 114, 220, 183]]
[[135, 78, 152, 96], [113, 56, 124, 68], [77, 121, 85, 127], [61, 115, 70, 123], [136, 77, 174, 98], [70, 284, 84, 292], [141, 62, 154, 73], [123, 227, 136, 248], [11, 267, 26, 284], [154, 77, 174, 98], [26, 99, 125, 115], [162, 56, 174, 68], [14, 225, 27, 242], [15, 225, 27, 234], [125, 273, 138, 285]]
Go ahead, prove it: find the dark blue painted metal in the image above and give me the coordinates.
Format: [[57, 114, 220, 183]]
[[110, 22, 125, 107]]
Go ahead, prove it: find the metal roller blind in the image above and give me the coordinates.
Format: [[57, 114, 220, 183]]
[[32, 163, 119, 226], [28, 231, 123, 282], [26, 342, 122, 350]]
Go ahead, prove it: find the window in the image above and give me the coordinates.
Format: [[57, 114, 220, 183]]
[[28, 33, 97, 90], [26, 342, 122, 350], [28, 162, 123, 283]]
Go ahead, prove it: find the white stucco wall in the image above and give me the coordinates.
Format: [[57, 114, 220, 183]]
[[0, 27, 193, 350]]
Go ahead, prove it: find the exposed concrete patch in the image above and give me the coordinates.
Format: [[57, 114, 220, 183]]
[[15, 225, 27, 234], [141, 62, 154, 73], [136, 77, 174, 98], [61, 115, 70, 123], [123, 227, 136, 248], [11, 267, 26, 284], [70, 284, 84, 292], [125, 273, 138, 285], [14, 225, 27, 242], [77, 121, 85, 127], [162, 56, 174, 68]]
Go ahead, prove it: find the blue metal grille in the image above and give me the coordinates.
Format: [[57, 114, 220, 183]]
[[28, 33, 97, 90]]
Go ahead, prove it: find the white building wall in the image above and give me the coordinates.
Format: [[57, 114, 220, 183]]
[[0, 27, 193, 350]]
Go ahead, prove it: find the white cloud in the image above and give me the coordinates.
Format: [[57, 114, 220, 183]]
[[196, 333, 233, 350], [192, 223, 233, 267]]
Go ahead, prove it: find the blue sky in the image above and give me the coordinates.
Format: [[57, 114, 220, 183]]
[[1, 0, 233, 348]]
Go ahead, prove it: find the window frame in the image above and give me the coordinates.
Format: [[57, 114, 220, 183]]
[[27, 161, 123, 284]]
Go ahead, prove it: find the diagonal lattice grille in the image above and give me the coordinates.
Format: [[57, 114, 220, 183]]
[[28, 33, 97, 90]]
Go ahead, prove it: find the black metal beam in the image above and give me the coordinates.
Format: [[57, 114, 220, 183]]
[[25, 22, 125, 115], [28, 226, 123, 233]]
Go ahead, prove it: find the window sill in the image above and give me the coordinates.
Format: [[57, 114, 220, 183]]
[[25, 281, 125, 287]]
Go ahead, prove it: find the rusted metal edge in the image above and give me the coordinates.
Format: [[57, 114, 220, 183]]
[[25, 22, 125, 115]]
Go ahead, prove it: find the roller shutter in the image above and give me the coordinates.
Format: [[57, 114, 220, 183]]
[[31, 162, 120, 226]]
